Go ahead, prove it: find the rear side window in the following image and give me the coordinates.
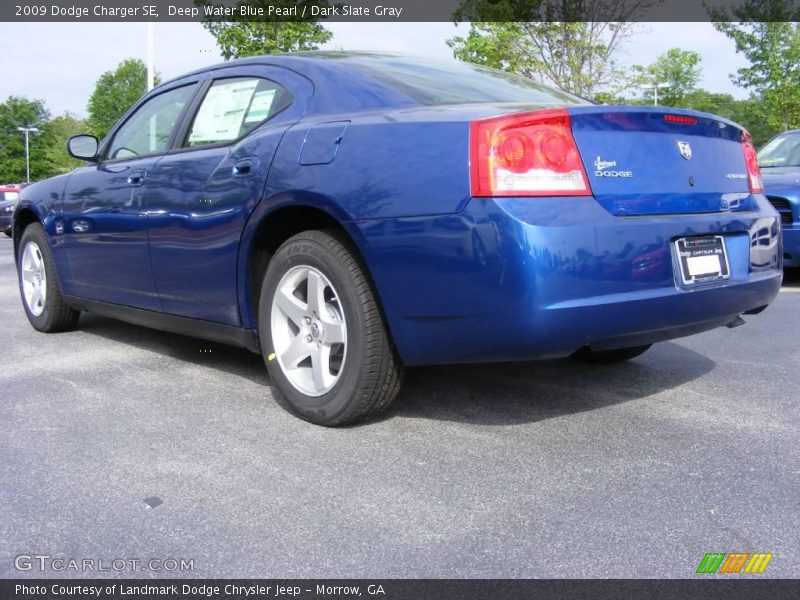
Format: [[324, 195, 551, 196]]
[[343, 56, 586, 106], [184, 77, 291, 148]]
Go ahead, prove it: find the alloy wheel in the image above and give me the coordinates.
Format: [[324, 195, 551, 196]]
[[270, 265, 348, 397], [21, 241, 47, 317]]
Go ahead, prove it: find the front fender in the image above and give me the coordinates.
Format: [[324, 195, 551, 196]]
[[13, 174, 71, 282], [13, 198, 59, 266]]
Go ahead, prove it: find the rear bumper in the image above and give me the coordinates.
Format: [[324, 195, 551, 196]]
[[354, 195, 783, 365], [532, 271, 780, 353], [782, 223, 800, 266]]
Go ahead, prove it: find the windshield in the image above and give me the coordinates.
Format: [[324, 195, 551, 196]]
[[758, 132, 800, 167]]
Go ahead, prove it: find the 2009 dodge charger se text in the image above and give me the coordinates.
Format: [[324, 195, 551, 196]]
[[13, 52, 783, 425]]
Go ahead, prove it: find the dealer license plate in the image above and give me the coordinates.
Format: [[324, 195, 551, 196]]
[[674, 236, 730, 285]]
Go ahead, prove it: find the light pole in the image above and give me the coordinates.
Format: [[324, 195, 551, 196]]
[[16, 126, 39, 183], [146, 22, 154, 91], [641, 82, 671, 106]]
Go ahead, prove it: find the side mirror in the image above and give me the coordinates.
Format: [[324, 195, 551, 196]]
[[67, 134, 99, 161]]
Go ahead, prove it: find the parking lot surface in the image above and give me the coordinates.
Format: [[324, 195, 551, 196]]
[[1, 235, 798, 578]]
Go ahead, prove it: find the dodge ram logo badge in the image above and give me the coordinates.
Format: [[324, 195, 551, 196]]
[[678, 141, 692, 160]]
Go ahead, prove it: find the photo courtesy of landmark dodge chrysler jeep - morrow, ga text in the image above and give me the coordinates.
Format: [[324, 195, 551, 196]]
[[12, 53, 782, 426]]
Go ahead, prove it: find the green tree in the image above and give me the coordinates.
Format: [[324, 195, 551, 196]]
[[88, 58, 160, 140], [728, 97, 774, 146], [447, 21, 645, 100], [42, 113, 87, 176], [198, 0, 332, 59], [0, 96, 51, 182], [635, 48, 702, 107], [711, 0, 800, 131], [682, 89, 738, 115], [446, 1, 654, 99]]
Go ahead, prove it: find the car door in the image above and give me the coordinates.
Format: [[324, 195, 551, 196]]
[[60, 81, 200, 310], [144, 65, 312, 325]]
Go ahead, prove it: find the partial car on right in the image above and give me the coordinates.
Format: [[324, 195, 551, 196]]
[[759, 130, 800, 268]]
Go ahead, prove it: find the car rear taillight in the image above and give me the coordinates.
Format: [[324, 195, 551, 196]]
[[741, 130, 764, 193], [470, 109, 590, 197]]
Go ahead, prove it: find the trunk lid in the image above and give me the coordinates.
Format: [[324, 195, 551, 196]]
[[568, 106, 752, 216]]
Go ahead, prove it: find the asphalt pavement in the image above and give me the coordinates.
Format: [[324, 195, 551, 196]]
[[0, 234, 798, 578]]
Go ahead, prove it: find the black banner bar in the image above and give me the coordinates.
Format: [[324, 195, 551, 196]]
[[3, 0, 800, 23], [2, 579, 800, 600]]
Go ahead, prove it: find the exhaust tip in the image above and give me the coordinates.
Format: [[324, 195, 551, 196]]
[[726, 315, 746, 329], [744, 304, 767, 316]]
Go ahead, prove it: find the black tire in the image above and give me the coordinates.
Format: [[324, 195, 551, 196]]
[[571, 344, 652, 364], [258, 229, 403, 426], [3, 228, 11, 237], [18, 223, 80, 332]]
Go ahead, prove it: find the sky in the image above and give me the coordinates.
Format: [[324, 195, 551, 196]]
[[0, 21, 750, 118]]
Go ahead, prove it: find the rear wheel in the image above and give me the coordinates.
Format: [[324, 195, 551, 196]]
[[571, 344, 652, 364], [18, 223, 80, 332], [259, 230, 403, 426], [3, 227, 11, 237]]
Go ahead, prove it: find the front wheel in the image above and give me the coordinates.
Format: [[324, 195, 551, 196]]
[[259, 230, 403, 426], [18, 223, 80, 332], [571, 344, 652, 364]]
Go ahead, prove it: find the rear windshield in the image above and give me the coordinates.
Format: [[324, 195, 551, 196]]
[[342, 55, 586, 106]]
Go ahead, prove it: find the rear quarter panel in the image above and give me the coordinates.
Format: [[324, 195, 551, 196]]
[[265, 111, 472, 220]]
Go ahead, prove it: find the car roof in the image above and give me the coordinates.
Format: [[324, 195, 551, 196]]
[[157, 51, 432, 88]]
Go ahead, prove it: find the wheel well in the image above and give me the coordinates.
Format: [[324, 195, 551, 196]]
[[13, 208, 40, 254], [247, 206, 356, 325]]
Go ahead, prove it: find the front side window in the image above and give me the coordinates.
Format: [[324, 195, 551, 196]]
[[185, 77, 290, 148], [106, 84, 196, 160]]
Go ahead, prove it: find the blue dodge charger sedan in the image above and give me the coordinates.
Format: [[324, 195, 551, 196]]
[[13, 53, 782, 425], [759, 129, 800, 268]]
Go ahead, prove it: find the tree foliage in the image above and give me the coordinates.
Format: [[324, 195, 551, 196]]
[[448, 21, 644, 99], [634, 48, 702, 107], [711, 1, 800, 131], [446, 0, 654, 99], [0, 96, 51, 182], [0, 97, 88, 182], [198, 0, 332, 59], [87, 59, 159, 140], [42, 113, 87, 176]]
